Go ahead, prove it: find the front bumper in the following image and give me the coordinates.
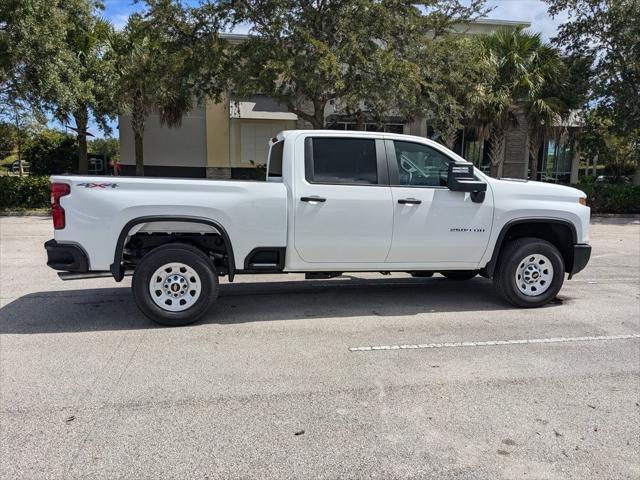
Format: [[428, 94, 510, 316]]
[[44, 239, 89, 272], [570, 243, 591, 278]]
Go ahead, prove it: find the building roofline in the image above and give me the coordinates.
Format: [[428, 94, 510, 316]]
[[220, 18, 532, 40], [473, 18, 531, 28]]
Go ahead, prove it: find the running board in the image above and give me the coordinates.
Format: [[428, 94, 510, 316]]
[[58, 271, 133, 281]]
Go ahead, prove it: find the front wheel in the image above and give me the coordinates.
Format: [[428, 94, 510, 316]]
[[493, 237, 565, 308], [132, 243, 218, 326]]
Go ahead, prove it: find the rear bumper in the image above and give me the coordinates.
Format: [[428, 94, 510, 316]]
[[570, 243, 591, 277], [44, 239, 89, 272]]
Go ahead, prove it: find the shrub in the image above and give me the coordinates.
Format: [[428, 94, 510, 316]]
[[24, 130, 78, 175], [577, 182, 640, 214], [0, 176, 50, 209]]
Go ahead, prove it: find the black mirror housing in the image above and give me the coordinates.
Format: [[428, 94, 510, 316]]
[[448, 161, 487, 192]]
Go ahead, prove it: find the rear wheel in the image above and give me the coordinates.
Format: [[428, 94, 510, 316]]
[[441, 270, 478, 281], [493, 237, 564, 308], [132, 243, 218, 326]]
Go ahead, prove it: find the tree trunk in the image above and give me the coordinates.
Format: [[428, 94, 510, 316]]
[[633, 161, 640, 185], [488, 128, 505, 178], [441, 127, 458, 151], [74, 108, 89, 175], [134, 130, 144, 176], [14, 107, 23, 177], [354, 110, 366, 131], [529, 138, 541, 181], [132, 91, 145, 176]]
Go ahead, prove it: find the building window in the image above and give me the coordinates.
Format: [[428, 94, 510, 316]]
[[540, 139, 574, 183]]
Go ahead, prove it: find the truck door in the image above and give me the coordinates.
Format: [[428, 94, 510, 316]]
[[384, 139, 493, 264], [293, 136, 393, 263]]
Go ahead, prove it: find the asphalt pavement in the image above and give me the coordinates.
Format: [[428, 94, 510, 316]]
[[1, 215, 639, 479]]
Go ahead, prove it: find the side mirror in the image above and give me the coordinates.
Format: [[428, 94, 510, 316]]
[[447, 161, 487, 203]]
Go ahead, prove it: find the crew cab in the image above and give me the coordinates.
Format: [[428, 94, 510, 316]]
[[45, 130, 592, 326]]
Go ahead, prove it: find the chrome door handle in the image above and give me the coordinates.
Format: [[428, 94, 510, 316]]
[[398, 198, 422, 205], [300, 196, 326, 203]]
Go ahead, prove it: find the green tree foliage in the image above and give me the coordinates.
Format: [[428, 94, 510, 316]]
[[88, 137, 119, 161], [475, 28, 578, 177], [217, 0, 488, 129], [0, 121, 19, 159], [545, 0, 640, 183], [113, 0, 227, 175], [416, 35, 495, 149], [23, 129, 78, 175], [1, 1, 117, 174], [579, 111, 639, 179]]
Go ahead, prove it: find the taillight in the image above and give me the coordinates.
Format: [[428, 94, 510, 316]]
[[51, 183, 70, 229]]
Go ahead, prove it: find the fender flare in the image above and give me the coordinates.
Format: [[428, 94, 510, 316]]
[[110, 215, 235, 282], [484, 218, 577, 278]]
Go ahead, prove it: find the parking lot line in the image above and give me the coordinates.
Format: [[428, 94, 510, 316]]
[[349, 333, 640, 352]]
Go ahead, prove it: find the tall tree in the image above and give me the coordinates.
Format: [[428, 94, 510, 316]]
[[216, 0, 488, 129], [1, 0, 116, 174], [113, 0, 227, 175], [475, 28, 573, 178], [545, 0, 640, 183]]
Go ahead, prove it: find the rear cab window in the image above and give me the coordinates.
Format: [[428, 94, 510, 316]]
[[267, 140, 284, 178]]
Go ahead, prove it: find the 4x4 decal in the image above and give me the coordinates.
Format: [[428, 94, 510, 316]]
[[77, 182, 119, 189]]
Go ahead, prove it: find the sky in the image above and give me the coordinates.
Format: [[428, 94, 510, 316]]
[[74, 0, 568, 138]]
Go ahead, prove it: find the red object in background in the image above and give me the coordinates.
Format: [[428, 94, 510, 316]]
[[51, 183, 70, 229], [108, 159, 122, 175]]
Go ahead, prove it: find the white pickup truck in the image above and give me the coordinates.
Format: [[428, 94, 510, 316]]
[[45, 130, 591, 325]]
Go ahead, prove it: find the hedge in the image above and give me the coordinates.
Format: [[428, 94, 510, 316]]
[[577, 183, 640, 214], [0, 176, 50, 209], [0, 175, 639, 214]]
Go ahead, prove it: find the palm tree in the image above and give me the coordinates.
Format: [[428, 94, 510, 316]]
[[474, 28, 569, 178]]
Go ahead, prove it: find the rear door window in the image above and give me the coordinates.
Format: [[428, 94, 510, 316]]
[[306, 138, 378, 185]]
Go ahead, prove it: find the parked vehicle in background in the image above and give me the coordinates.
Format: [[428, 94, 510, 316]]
[[10, 160, 30, 175], [45, 130, 592, 326], [596, 175, 630, 184]]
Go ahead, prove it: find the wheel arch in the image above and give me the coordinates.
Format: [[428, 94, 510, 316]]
[[484, 218, 577, 278], [110, 215, 235, 282]]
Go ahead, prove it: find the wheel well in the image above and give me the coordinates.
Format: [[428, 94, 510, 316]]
[[486, 221, 576, 277], [110, 217, 235, 282]]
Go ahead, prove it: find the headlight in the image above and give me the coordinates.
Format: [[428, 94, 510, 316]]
[[579, 197, 587, 206]]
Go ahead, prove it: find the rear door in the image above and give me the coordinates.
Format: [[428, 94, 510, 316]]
[[293, 136, 393, 263], [385, 139, 493, 264]]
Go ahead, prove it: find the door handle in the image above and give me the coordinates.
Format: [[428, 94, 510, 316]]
[[398, 198, 422, 205], [300, 196, 326, 203]]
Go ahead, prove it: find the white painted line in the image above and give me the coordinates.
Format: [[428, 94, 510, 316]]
[[349, 333, 640, 352]]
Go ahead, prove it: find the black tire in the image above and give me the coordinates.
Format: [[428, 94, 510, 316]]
[[493, 237, 565, 308], [132, 243, 218, 326], [410, 271, 434, 278], [441, 270, 478, 281]]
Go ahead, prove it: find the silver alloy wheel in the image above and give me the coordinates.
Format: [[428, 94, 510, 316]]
[[515, 254, 554, 296], [149, 262, 202, 312]]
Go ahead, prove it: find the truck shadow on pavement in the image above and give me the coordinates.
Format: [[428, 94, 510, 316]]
[[0, 276, 558, 334]]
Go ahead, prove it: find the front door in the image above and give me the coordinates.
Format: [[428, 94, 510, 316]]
[[385, 139, 493, 264], [293, 136, 393, 264]]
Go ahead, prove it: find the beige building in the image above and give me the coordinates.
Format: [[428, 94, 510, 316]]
[[119, 19, 579, 183]]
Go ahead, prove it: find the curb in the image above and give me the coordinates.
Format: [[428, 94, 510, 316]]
[[0, 210, 51, 217], [592, 213, 640, 219]]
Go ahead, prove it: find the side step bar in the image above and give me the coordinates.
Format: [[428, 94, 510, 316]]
[[58, 271, 133, 281]]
